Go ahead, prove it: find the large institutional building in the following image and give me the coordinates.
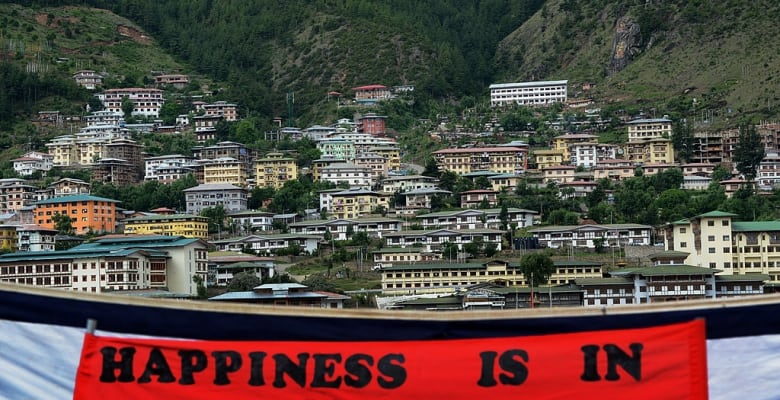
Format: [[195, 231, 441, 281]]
[[0, 235, 208, 296], [660, 211, 780, 283], [489, 80, 568, 107]]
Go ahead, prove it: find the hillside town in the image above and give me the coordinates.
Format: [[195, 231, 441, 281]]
[[0, 74, 778, 310]]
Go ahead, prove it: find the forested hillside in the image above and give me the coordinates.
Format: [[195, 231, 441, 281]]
[[2, 0, 780, 129], [42, 0, 543, 124]]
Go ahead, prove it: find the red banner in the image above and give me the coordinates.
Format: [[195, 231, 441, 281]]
[[74, 320, 707, 399]]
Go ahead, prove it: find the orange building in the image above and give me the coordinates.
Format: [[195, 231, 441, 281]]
[[33, 195, 120, 235]]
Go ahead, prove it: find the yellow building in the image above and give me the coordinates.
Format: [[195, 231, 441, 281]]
[[627, 118, 672, 141], [255, 152, 297, 189], [203, 157, 248, 186], [45, 136, 78, 167], [660, 211, 779, 279], [533, 149, 565, 170], [624, 138, 674, 164], [330, 188, 390, 219], [123, 214, 209, 239], [432, 146, 527, 175], [380, 259, 602, 295], [552, 134, 598, 162], [0, 225, 17, 253], [368, 146, 401, 171]]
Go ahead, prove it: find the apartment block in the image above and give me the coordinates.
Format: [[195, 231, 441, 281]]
[[489, 80, 568, 107]]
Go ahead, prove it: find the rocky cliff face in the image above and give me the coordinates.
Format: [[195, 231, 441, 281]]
[[607, 16, 641, 75]]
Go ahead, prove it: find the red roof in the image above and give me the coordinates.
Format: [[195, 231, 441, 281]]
[[327, 91, 342, 96], [352, 84, 387, 91]]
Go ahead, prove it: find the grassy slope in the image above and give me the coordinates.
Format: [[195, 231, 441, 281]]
[[0, 4, 190, 97], [495, 0, 780, 120]]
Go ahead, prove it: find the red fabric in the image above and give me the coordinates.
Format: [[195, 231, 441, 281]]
[[74, 320, 707, 400]]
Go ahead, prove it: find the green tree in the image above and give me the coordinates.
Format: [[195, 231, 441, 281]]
[[671, 119, 694, 162], [519, 253, 555, 287], [226, 270, 261, 292], [733, 124, 765, 182], [52, 212, 74, 235], [121, 95, 134, 119], [200, 205, 226, 235], [711, 165, 732, 182]]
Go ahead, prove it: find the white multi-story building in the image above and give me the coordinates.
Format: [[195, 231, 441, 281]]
[[381, 175, 439, 193], [489, 80, 568, 107], [529, 223, 653, 249], [289, 218, 402, 241], [383, 228, 505, 252], [12, 152, 53, 177], [184, 183, 248, 214], [0, 235, 208, 296], [319, 163, 373, 188], [757, 153, 780, 191], [144, 154, 195, 183], [228, 210, 275, 233], [570, 142, 598, 168], [417, 208, 537, 230], [96, 88, 164, 118], [83, 111, 124, 127], [16, 225, 57, 252]]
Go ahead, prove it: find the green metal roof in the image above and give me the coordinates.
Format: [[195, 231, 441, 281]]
[[648, 251, 690, 259], [697, 210, 738, 218], [384, 262, 488, 271], [715, 274, 771, 282], [552, 260, 603, 266], [732, 221, 780, 232], [372, 247, 429, 254], [613, 265, 719, 277], [574, 277, 633, 285], [34, 194, 121, 205]]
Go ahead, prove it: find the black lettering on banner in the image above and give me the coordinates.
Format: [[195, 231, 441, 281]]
[[580, 345, 601, 381], [498, 350, 529, 385], [477, 350, 529, 387], [376, 354, 406, 389], [604, 344, 643, 381], [247, 352, 267, 386], [212, 351, 242, 385], [138, 348, 176, 383], [99, 346, 136, 383], [477, 351, 499, 387], [311, 354, 343, 388], [344, 354, 373, 388], [178, 350, 207, 385], [273, 353, 310, 388], [580, 343, 643, 382]]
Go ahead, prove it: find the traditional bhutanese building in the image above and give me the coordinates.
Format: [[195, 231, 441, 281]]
[[123, 214, 209, 239], [432, 146, 527, 175]]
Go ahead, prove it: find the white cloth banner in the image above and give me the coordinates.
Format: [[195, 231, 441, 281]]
[[0, 318, 777, 399]]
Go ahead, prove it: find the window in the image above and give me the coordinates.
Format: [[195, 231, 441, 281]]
[[722, 220, 729, 226], [680, 242, 687, 248], [680, 228, 687, 234], [710, 263, 716, 268], [708, 221, 714, 226], [708, 235, 715, 241], [708, 248, 716, 253], [723, 235, 730, 241]]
